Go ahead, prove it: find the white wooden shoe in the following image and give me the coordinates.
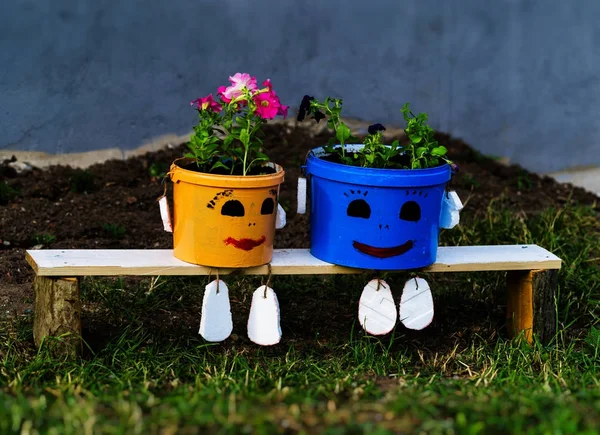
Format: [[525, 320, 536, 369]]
[[247, 285, 282, 346], [358, 279, 397, 335], [399, 277, 434, 330], [199, 279, 233, 342]]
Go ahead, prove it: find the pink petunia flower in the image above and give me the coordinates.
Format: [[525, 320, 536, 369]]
[[217, 86, 232, 104], [230, 73, 258, 90], [254, 91, 282, 120], [222, 73, 258, 101], [262, 78, 272, 91], [258, 79, 287, 118], [190, 94, 222, 113], [278, 104, 289, 118]]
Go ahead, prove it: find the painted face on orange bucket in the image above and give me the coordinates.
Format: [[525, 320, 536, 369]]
[[206, 189, 278, 251]]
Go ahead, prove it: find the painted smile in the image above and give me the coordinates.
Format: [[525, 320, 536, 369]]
[[224, 235, 266, 251], [352, 240, 414, 258]]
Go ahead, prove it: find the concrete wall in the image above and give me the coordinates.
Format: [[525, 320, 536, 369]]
[[1, 0, 599, 173]]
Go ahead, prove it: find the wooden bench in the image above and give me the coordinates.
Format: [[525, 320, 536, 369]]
[[26, 245, 561, 354]]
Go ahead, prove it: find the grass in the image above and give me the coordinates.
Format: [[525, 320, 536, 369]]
[[1, 198, 600, 433]]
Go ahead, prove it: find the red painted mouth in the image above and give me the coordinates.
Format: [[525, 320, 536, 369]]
[[224, 235, 266, 251], [352, 240, 414, 258]]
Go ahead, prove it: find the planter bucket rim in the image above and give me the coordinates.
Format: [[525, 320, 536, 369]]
[[169, 158, 284, 188], [306, 145, 451, 187]]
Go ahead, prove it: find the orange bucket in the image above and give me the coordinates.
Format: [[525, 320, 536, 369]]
[[169, 159, 285, 267]]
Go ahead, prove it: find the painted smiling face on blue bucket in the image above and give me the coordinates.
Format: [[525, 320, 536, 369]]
[[306, 147, 451, 270], [308, 178, 445, 270], [337, 186, 441, 267]]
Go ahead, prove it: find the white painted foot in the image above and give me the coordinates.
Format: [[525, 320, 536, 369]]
[[358, 279, 397, 335], [399, 277, 434, 330], [199, 279, 233, 342], [247, 285, 282, 346]]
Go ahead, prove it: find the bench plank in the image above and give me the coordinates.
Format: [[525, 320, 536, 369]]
[[26, 245, 561, 277]]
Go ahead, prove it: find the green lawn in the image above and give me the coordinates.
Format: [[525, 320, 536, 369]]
[[1, 199, 600, 434]]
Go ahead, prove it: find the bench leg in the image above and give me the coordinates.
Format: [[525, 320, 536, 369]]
[[506, 270, 558, 344], [33, 276, 82, 357]]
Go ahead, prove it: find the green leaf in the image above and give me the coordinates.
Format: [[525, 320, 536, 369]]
[[336, 123, 351, 143], [323, 143, 335, 155], [400, 103, 411, 121], [416, 147, 426, 158], [431, 146, 447, 157], [210, 160, 230, 172], [239, 129, 250, 146], [409, 135, 422, 144], [223, 135, 234, 147]]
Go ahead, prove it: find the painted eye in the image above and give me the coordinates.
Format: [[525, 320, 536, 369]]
[[221, 200, 245, 217], [261, 198, 275, 215], [400, 201, 421, 222], [347, 199, 371, 219]]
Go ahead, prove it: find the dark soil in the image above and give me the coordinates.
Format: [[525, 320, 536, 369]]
[[1, 124, 598, 350], [178, 158, 278, 176], [320, 144, 415, 169]]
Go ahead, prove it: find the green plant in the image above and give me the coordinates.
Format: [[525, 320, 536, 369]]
[[0, 181, 19, 205], [297, 97, 451, 169], [70, 169, 95, 193], [32, 233, 56, 245], [103, 223, 126, 239], [400, 103, 450, 169], [187, 73, 288, 176], [517, 169, 533, 191], [149, 162, 167, 179]]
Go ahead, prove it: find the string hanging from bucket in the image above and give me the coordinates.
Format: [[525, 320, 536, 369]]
[[262, 263, 273, 298], [207, 268, 221, 294]]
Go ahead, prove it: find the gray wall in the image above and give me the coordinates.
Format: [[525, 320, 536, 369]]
[[1, 0, 599, 173]]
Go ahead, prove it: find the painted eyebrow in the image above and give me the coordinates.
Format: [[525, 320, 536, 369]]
[[343, 189, 368, 197], [404, 190, 427, 197], [206, 189, 234, 208]]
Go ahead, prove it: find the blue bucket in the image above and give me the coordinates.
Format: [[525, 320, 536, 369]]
[[305, 145, 452, 270]]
